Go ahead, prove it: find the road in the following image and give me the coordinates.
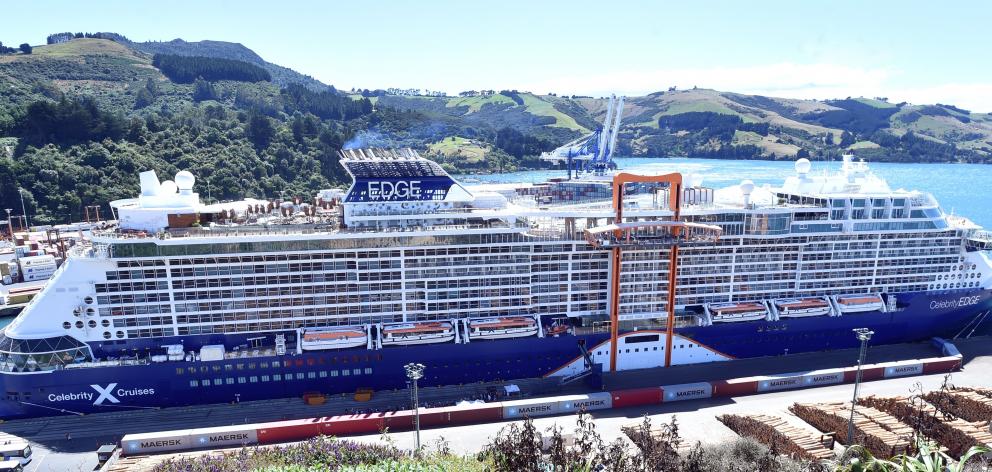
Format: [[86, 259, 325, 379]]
[[5, 336, 991, 471]]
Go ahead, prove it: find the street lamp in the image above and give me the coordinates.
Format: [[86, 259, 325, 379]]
[[404, 362, 425, 453], [17, 187, 29, 230], [4, 209, 11, 241], [847, 328, 874, 447]]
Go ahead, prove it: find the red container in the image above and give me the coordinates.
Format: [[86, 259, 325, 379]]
[[447, 404, 504, 424], [321, 414, 385, 436], [711, 378, 757, 397], [844, 365, 885, 382], [257, 419, 323, 444], [611, 388, 663, 409], [381, 410, 415, 430], [923, 357, 962, 374]]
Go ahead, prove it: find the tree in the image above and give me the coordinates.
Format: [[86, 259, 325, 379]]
[[19, 43, 32, 54], [134, 87, 154, 109], [840, 130, 855, 147], [246, 113, 274, 148], [192, 77, 217, 102]]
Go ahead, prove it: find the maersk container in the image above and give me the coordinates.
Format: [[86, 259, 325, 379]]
[[188, 425, 259, 449], [121, 430, 194, 455], [502, 398, 560, 419], [662, 382, 713, 402], [557, 392, 612, 412]]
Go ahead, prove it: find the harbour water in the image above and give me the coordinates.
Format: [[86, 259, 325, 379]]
[[457, 157, 992, 228]]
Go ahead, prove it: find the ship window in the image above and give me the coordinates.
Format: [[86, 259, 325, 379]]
[[88, 320, 96, 328], [342, 369, 350, 376], [250, 376, 258, 383], [63, 322, 71, 330], [214, 378, 223, 386], [364, 368, 372, 375], [273, 374, 282, 381], [103, 331, 111, 339], [238, 377, 246, 383], [353, 369, 361, 376], [261, 375, 270, 382], [175, 368, 184, 375], [190, 380, 198, 387], [212, 365, 221, 372], [319, 371, 328, 378], [330, 370, 338, 377], [307, 372, 316, 379], [75, 321, 83, 329]]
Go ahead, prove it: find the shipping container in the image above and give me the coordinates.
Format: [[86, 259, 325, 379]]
[[801, 369, 845, 387], [882, 360, 924, 378], [710, 377, 757, 397], [502, 398, 560, 419], [321, 414, 385, 436], [756, 373, 806, 392], [922, 356, 962, 374], [661, 382, 713, 402], [557, 392, 612, 413], [187, 425, 259, 449], [257, 419, 322, 444], [121, 430, 194, 455], [610, 387, 663, 409]]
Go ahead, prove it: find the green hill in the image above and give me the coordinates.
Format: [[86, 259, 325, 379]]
[[2, 35, 992, 224]]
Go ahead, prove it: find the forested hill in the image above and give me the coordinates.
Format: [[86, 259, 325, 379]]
[[2, 34, 992, 225]]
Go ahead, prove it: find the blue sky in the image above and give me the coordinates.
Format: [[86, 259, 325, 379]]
[[6, 0, 992, 110]]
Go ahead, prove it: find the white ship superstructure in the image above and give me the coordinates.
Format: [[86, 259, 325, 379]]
[[1, 148, 990, 419]]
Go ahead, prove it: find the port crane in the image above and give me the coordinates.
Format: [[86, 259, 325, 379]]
[[540, 94, 625, 179]]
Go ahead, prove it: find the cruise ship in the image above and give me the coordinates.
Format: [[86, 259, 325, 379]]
[[1, 148, 991, 419]]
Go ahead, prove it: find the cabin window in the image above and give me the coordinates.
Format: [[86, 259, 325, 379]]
[[189, 380, 198, 387]]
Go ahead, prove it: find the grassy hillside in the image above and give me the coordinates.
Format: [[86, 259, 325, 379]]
[[3, 34, 992, 224]]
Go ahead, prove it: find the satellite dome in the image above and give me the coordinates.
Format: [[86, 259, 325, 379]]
[[160, 180, 178, 195], [795, 158, 812, 175], [739, 179, 755, 194], [175, 170, 195, 190]]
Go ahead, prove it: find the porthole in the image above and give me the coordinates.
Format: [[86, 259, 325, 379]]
[[103, 332, 111, 340], [116, 331, 125, 339], [102, 319, 110, 327], [86, 307, 95, 316], [84, 296, 94, 304], [88, 320, 97, 328], [63, 322, 71, 330], [73, 307, 82, 316], [75, 320, 84, 329]]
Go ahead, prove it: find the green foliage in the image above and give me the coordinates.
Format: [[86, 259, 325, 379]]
[[833, 442, 990, 472], [193, 77, 218, 102], [19, 43, 32, 54], [17, 96, 125, 146], [152, 53, 272, 83], [281, 84, 371, 120]]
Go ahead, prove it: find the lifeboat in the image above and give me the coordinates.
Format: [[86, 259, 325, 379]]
[[381, 321, 455, 346], [708, 301, 768, 323], [834, 294, 885, 314], [774, 297, 831, 318], [300, 326, 367, 350], [468, 316, 539, 340]]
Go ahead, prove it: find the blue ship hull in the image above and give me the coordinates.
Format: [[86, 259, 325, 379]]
[[1, 289, 989, 419]]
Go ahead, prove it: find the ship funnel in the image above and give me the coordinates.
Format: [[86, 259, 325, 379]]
[[139, 171, 161, 197]]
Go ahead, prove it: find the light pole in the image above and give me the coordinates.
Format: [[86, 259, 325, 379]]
[[4, 209, 11, 241], [17, 187, 29, 230], [404, 362, 425, 454], [847, 328, 874, 446]]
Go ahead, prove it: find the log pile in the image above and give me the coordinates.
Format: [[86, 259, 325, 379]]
[[859, 395, 992, 458], [718, 414, 835, 462], [924, 390, 992, 422], [789, 402, 913, 458], [954, 386, 992, 400]]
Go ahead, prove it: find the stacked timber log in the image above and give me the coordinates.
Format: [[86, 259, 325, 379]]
[[859, 395, 992, 458], [924, 390, 992, 422], [790, 402, 913, 458], [954, 386, 992, 400], [717, 414, 834, 462]]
